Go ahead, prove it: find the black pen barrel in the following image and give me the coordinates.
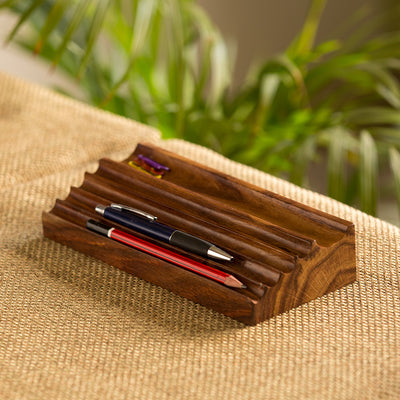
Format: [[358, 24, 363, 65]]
[[103, 207, 174, 242], [169, 231, 211, 257]]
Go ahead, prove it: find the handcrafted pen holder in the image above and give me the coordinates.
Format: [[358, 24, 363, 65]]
[[42, 143, 356, 325]]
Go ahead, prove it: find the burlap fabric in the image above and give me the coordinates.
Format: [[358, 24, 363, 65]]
[[0, 70, 399, 400]]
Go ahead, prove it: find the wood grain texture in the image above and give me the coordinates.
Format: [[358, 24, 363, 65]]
[[42, 143, 356, 325]]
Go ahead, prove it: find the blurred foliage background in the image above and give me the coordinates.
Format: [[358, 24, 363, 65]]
[[2, 0, 400, 220]]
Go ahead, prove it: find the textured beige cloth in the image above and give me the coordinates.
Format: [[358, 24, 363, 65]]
[[0, 70, 399, 400]]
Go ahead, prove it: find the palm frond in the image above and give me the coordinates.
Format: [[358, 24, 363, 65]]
[[389, 147, 400, 215], [51, 0, 91, 67], [345, 107, 400, 126], [77, 0, 111, 78], [33, 0, 69, 54], [288, 0, 328, 57], [327, 127, 350, 202], [0, 0, 16, 8], [5, 0, 46, 44], [359, 130, 378, 215], [102, 0, 157, 103]]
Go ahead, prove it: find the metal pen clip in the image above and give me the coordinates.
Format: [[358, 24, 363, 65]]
[[110, 204, 157, 222]]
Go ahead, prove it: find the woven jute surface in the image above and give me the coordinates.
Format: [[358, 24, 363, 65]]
[[0, 71, 399, 400]]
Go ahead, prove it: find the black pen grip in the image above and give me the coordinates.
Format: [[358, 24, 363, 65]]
[[169, 231, 211, 257]]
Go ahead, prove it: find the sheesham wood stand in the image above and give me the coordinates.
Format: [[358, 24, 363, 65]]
[[42, 143, 356, 325]]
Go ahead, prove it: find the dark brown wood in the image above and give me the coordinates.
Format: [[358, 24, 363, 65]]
[[42, 143, 356, 325]]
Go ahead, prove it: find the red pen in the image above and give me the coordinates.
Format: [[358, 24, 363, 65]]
[[86, 219, 246, 289]]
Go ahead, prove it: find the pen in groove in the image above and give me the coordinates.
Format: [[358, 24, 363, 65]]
[[95, 204, 234, 262], [86, 219, 246, 289]]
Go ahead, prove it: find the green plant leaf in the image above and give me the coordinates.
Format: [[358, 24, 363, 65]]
[[207, 35, 231, 107], [288, 0, 327, 56], [389, 147, 400, 215], [168, 0, 186, 136], [327, 127, 351, 202], [290, 135, 317, 186], [362, 32, 400, 55], [359, 130, 378, 215], [250, 73, 281, 136], [5, 0, 45, 44], [185, 3, 222, 105], [356, 62, 400, 108], [368, 127, 400, 146], [305, 39, 341, 63], [306, 53, 369, 94], [345, 106, 400, 126], [103, 0, 157, 103], [33, 0, 70, 54], [77, 0, 111, 79], [192, 38, 212, 103], [129, 0, 156, 56], [51, 0, 91, 67], [270, 54, 308, 102], [0, 0, 16, 8], [163, 0, 184, 103], [378, 58, 400, 71], [338, 4, 400, 54]]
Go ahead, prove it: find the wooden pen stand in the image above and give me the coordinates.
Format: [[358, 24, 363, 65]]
[[42, 143, 356, 325]]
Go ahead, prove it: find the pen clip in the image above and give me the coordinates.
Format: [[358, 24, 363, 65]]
[[110, 204, 157, 222]]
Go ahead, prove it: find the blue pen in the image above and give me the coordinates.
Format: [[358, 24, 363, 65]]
[[95, 204, 233, 262]]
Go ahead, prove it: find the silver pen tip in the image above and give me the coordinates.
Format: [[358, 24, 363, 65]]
[[207, 245, 234, 262], [95, 205, 106, 215]]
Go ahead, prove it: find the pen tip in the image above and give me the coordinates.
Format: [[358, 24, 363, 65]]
[[241, 284, 247, 289], [208, 246, 234, 262]]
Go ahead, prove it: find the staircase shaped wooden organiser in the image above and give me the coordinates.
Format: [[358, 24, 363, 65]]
[[42, 143, 356, 325]]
